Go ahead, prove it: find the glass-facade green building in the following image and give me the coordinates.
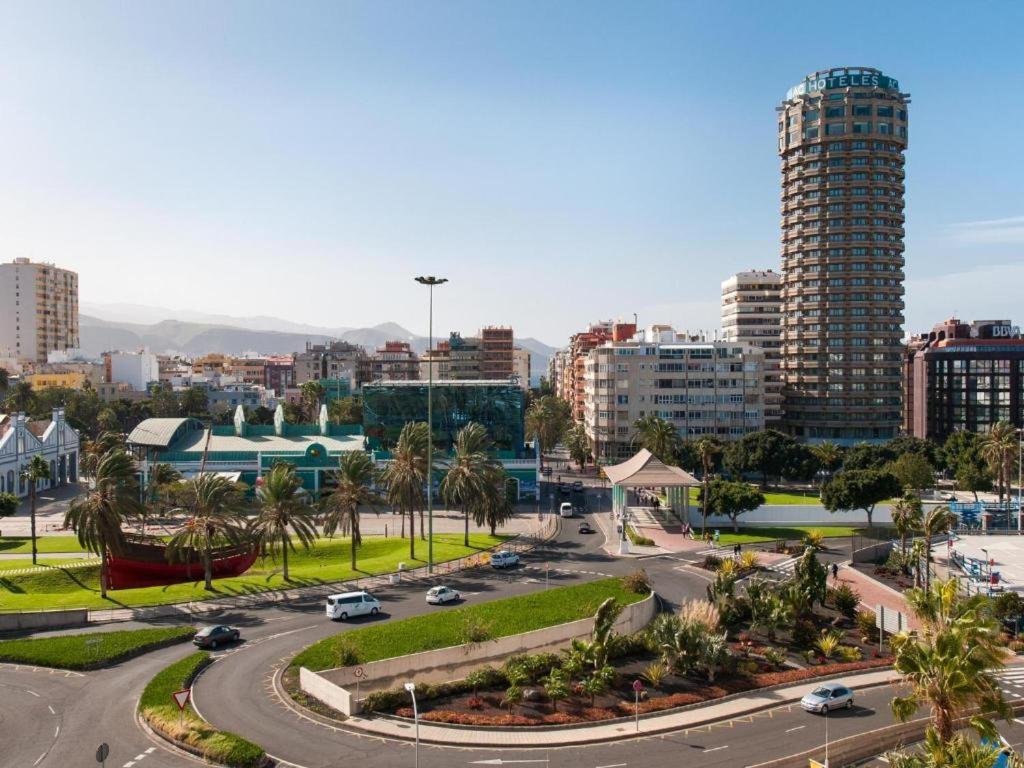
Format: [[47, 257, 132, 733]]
[[363, 381, 526, 456]]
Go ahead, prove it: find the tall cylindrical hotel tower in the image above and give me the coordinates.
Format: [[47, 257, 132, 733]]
[[777, 67, 909, 442]]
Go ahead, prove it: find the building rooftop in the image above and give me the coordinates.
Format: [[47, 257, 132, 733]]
[[172, 430, 363, 454], [127, 418, 201, 448]]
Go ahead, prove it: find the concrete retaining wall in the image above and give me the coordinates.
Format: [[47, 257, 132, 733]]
[[694, 503, 893, 528], [301, 592, 657, 716], [0, 609, 88, 634], [853, 540, 894, 564]]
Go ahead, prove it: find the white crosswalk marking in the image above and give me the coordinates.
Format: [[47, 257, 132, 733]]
[[995, 668, 1024, 699], [770, 556, 800, 577]]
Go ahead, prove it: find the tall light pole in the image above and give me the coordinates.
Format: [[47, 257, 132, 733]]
[[404, 682, 420, 768], [415, 275, 447, 573]]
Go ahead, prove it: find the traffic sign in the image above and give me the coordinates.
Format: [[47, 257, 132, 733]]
[[95, 743, 109, 765], [632, 679, 645, 692], [354, 667, 365, 679], [172, 688, 191, 710], [809, 759, 827, 768]]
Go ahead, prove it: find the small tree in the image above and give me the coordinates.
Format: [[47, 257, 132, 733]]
[[793, 546, 828, 609], [502, 683, 524, 714], [955, 460, 992, 502], [21, 455, 51, 565], [542, 667, 571, 712], [564, 423, 592, 471], [821, 469, 902, 527], [0, 492, 18, 519], [703, 479, 765, 533], [887, 453, 935, 494]]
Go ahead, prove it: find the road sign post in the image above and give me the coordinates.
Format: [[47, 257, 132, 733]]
[[95, 743, 109, 767], [354, 666, 365, 704], [632, 679, 644, 732], [172, 687, 191, 729]]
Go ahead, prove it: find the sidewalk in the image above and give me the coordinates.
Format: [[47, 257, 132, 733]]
[[839, 565, 921, 630], [341, 667, 899, 746]]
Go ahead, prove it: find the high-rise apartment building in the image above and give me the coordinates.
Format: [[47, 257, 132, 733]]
[[582, 325, 765, 461], [360, 341, 420, 383], [420, 328, 517, 383], [0, 258, 79, 363], [777, 67, 908, 442], [480, 327, 514, 379], [722, 270, 783, 423], [512, 347, 531, 391], [294, 341, 366, 387]]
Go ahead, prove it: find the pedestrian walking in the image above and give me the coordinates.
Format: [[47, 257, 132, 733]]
[[734, 542, 741, 558], [713, 529, 720, 548], [831, 562, 839, 581]]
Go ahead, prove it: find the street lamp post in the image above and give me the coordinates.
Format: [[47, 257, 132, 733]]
[[404, 682, 420, 768], [415, 275, 448, 574], [1017, 428, 1022, 534]]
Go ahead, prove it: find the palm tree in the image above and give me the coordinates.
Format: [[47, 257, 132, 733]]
[[63, 450, 141, 598], [441, 422, 494, 547], [473, 467, 515, 536], [920, 505, 955, 592], [167, 474, 250, 590], [812, 442, 842, 485], [380, 422, 430, 559], [631, 416, 680, 464], [144, 463, 181, 534], [696, 438, 721, 536], [250, 463, 317, 582], [524, 395, 570, 469], [981, 421, 1017, 504], [21, 455, 51, 565], [564, 422, 591, 471], [81, 432, 124, 483], [322, 451, 381, 570], [891, 580, 1010, 745], [300, 380, 326, 423], [891, 493, 923, 563], [5, 380, 34, 413]]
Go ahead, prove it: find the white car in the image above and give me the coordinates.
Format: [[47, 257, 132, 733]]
[[800, 682, 854, 714], [559, 502, 574, 518], [426, 585, 461, 604], [490, 551, 520, 569], [326, 591, 381, 621]]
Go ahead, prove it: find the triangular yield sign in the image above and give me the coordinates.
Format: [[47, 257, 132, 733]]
[[172, 688, 191, 710]]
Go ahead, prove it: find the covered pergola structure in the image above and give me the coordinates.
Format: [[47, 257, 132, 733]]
[[603, 449, 699, 553]]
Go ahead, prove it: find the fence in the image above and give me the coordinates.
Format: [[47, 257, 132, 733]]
[[1, 515, 560, 624]]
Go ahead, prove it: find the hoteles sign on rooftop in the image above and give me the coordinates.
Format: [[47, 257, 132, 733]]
[[786, 71, 900, 100]]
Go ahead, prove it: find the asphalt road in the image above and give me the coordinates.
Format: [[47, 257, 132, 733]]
[[0, 484, 916, 768]]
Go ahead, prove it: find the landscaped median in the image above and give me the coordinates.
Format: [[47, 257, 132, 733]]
[[0, 626, 195, 670], [139, 652, 269, 768]]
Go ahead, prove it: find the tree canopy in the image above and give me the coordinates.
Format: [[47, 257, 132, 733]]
[[821, 469, 902, 527]]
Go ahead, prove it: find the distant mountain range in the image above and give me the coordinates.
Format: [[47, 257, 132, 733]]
[[78, 307, 557, 384]]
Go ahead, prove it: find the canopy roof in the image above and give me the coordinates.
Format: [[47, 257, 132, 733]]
[[603, 449, 698, 488]]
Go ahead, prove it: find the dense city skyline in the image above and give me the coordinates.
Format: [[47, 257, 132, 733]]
[[2, 2, 1022, 343]]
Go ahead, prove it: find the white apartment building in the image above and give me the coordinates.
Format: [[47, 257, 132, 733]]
[[107, 352, 160, 392], [0, 258, 79, 364], [583, 325, 765, 462], [512, 347, 531, 391], [721, 270, 782, 423]]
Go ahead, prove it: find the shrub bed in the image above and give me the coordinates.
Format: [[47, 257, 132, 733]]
[[139, 652, 268, 768], [292, 578, 644, 672], [0, 627, 195, 670]]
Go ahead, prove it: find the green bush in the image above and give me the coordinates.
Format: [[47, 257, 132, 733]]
[[791, 618, 817, 649], [139, 652, 266, 768], [291, 578, 643, 672], [627, 527, 655, 547], [856, 610, 878, 638], [836, 645, 863, 662], [363, 687, 412, 713], [830, 584, 861, 619], [0, 626, 194, 670], [702, 554, 722, 570], [622, 568, 651, 595]]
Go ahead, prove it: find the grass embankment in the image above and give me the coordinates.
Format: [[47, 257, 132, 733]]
[[292, 577, 645, 672], [139, 652, 266, 768], [711, 525, 884, 545], [0, 626, 195, 669], [0, 558, 97, 572], [0, 533, 505, 612], [0, 536, 88, 554]]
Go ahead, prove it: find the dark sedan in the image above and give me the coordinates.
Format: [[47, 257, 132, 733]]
[[193, 625, 240, 650]]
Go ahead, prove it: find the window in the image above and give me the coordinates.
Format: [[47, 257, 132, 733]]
[[828, 142, 844, 151], [878, 123, 892, 135], [825, 123, 846, 136], [825, 106, 845, 118], [804, 109, 819, 121], [877, 106, 893, 117], [853, 122, 871, 134]]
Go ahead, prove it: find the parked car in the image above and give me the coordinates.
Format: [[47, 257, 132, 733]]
[[426, 585, 461, 604], [800, 682, 854, 714], [578, 521, 594, 534], [559, 502, 574, 518], [326, 591, 381, 620], [490, 551, 520, 569], [193, 625, 240, 649], [540, 466, 553, 476], [559, 484, 571, 496], [572, 480, 584, 492]]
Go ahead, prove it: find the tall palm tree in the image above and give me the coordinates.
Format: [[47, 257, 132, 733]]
[[697, 438, 721, 536], [81, 431, 125, 483], [891, 493, 923, 563], [300, 380, 326, 423], [250, 463, 317, 582], [441, 422, 494, 547], [472, 466, 515, 536], [892, 580, 1010, 745], [322, 451, 381, 570], [167, 474, 250, 590], [920, 505, 955, 592], [525, 395, 569, 469], [63, 450, 141, 598], [981, 421, 1017, 504], [632, 416, 680, 464], [379, 422, 430, 559], [21, 455, 51, 565], [811, 442, 842, 485], [5, 380, 35, 413]]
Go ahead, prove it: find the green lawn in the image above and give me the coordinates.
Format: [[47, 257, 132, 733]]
[[0, 533, 505, 612], [0, 558, 97, 572], [710, 525, 880, 545], [140, 652, 265, 768], [687, 487, 822, 505], [0, 536, 88, 554], [291, 577, 644, 672], [0, 626, 194, 669]]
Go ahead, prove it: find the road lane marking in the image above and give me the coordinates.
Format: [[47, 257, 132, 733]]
[[27, 689, 40, 697], [703, 746, 728, 753], [54, 724, 60, 738], [145, 748, 155, 754], [134, 754, 146, 760], [1015, 718, 1024, 725], [47, 705, 55, 715], [33, 753, 46, 766], [785, 725, 806, 733], [595, 764, 628, 768]]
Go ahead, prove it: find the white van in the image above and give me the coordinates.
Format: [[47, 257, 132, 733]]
[[326, 591, 381, 621], [559, 502, 574, 518]]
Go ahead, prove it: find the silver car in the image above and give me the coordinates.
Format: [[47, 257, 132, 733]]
[[800, 682, 854, 714], [426, 585, 461, 604]]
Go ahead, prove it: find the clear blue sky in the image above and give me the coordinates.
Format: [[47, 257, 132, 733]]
[[2, 1, 1022, 346]]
